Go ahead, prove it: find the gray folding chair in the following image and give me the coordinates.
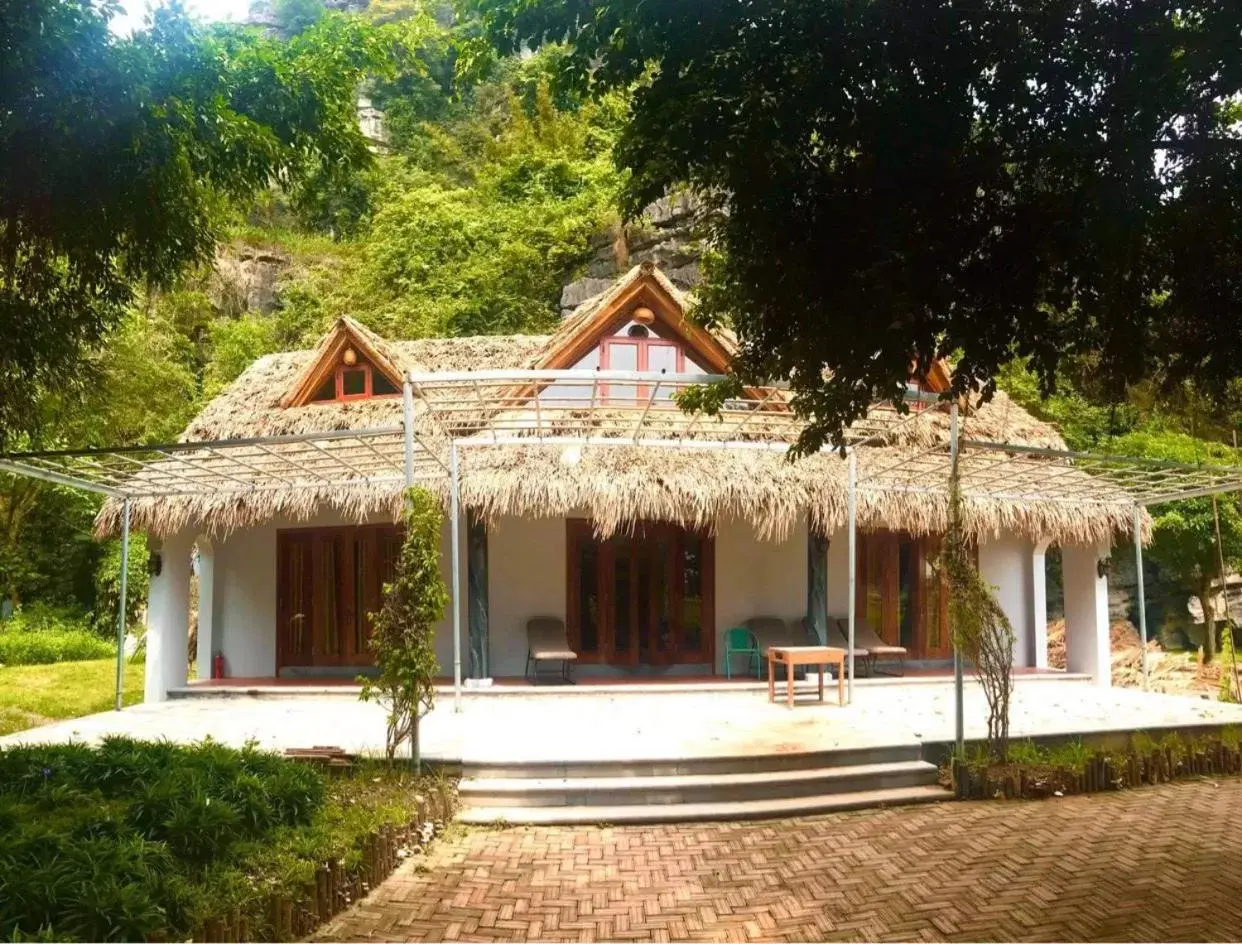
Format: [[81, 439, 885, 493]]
[[525, 617, 578, 684]]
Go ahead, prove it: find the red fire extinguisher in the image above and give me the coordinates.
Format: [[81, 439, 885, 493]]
[[212, 651, 226, 680]]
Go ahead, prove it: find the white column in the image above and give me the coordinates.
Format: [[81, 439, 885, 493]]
[[1031, 540, 1051, 669], [195, 537, 215, 682], [145, 531, 193, 702], [1062, 540, 1111, 687]]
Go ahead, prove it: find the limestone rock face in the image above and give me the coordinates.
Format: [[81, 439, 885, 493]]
[[559, 194, 706, 317], [210, 246, 291, 316]]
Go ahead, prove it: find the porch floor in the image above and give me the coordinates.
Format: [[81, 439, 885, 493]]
[[183, 664, 1068, 695], [4, 675, 1241, 763]]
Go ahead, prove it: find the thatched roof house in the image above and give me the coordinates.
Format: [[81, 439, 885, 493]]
[[124, 262, 1125, 697]]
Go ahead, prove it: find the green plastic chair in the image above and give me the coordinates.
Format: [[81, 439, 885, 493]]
[[724, 626, 760, 679]]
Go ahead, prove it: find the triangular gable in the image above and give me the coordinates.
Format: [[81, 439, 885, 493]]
[[281, 316, 405, 407], [536, 262, 735, 374]]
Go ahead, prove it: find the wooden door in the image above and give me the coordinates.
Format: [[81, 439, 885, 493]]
[[566, 521, 715, 667], [276, 524, 402, 671], [277, 532, 314, 669], [917, 536, 953, 660]]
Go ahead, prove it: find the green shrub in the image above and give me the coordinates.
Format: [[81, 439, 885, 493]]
[[0, 738, 439, 942], [0, 603, 113, 666], [0, 629, 114, 666]]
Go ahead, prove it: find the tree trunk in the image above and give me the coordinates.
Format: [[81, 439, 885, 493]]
[[1200, 584, 1217, 664]]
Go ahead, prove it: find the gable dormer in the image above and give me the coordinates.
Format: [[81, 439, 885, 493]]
[[538, 262, 734, 377], [281, 317, 404, 408]]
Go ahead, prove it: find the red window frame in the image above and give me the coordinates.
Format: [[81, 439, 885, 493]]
[[600, 336, 686, 402], [336, 364, 373, 401]]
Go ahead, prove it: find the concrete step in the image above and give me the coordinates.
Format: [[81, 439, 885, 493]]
[[459, 760, 939, 808], [458, 784, 951, 825], [462, 744, 925, 780]]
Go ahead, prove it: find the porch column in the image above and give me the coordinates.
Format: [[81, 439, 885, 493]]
[[1031, 539, 1051, 669], [805, 529, 829, 644], [195, 537, 215, 682], [467, 511, 489, 679], [1061, 540, 1112, 687], [145, 530, 193, 702]]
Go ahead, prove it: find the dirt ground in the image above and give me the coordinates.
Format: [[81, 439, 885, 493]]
[[1048, 618, 1242, 699]]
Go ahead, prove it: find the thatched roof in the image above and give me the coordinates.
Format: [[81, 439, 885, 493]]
[[184, 329, 548, 441], [97, 264, 1142, 546]]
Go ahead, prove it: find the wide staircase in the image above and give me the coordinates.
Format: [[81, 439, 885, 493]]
[[457, 743, 949, 825]]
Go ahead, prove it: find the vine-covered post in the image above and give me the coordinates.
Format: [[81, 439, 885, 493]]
[[360, 487, 448, 770]]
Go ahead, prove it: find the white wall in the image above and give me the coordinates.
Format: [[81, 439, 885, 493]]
[[714, 516, 807, 672], [146, 530, 194, 701], [486, 516, 567, 677], [978, 533, 1038, 668], [206, 506, 465, 680], [825, 531, 850, 619], [1063, 540, 1112, 686]]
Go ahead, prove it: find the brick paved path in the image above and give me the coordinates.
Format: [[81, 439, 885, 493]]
[[317, 781, 1242, 942]]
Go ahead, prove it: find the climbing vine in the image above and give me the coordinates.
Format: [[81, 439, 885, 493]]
[[360, 487, 448, 767], [943, 459, 1016, 760]]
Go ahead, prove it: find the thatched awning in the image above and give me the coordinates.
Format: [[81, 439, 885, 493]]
[[7, 366, 1242, 545]]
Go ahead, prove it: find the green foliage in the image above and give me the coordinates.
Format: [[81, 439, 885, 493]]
[[1103, 430, 1242, 663], [0, 738, 434, 942], [274, 65, 622, 340], [360, 488, 448, 764], [0, 1, 392, 440], [274, 0, 326, 35], [202, 315, 282, 400], [479, 0, 1242, 450], [0, 604, 114, 666], [92, 535, 150, 639]]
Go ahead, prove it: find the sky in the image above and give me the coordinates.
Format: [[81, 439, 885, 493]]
[[110, 0, 252, 34]]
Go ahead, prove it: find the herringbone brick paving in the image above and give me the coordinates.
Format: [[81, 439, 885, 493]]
[[316, 780, 1242, 942]]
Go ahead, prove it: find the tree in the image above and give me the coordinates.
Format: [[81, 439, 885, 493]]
[[359, 488, 448, 767], [1106, 430, 1242, 663], [0, 0, 393, 441], [476, 0, 1242, 450]]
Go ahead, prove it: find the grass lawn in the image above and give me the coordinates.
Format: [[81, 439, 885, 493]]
[[0, 658, 144, 736]]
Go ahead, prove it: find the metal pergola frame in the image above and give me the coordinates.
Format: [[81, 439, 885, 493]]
[[0, 426, 447, 713], [4, 367, 1241, 742]]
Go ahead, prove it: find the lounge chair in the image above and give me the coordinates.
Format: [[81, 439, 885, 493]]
[[798, 618, 870, 677], [836, 617, 907, 676], [745, 616, 812, 681], [524, 617, 577, 684]]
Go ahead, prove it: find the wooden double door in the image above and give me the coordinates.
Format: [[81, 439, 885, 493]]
[[856, 530, 952, 660], [567, 521, 715, 666], [276, 524, 403, 670]]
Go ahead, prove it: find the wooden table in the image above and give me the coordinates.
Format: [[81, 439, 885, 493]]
[[767, 645, 846, 708]]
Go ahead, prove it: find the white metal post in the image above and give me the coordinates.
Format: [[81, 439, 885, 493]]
[[450, 442, 463, 712], [115, 498, 130, 711], [402, 379, 416, 488], [1134, 503, 1149, 691], [847, 450, 857, 702], [950, 402, 964, 756]]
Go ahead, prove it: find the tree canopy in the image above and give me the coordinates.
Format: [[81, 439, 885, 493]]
[[0, 0, 394, 441], [477, 0, 1242, 451]]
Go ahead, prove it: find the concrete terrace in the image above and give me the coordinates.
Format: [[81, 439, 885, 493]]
[[4, 676, 1241, 763]]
